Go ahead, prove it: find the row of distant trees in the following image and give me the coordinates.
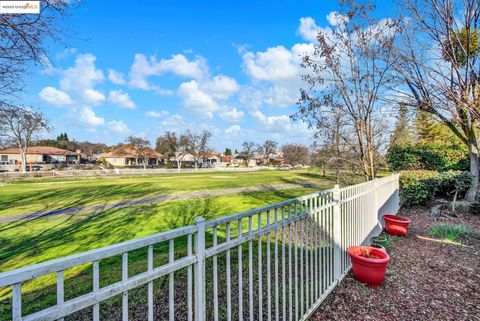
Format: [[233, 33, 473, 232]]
[[155, 131, 311, 169]]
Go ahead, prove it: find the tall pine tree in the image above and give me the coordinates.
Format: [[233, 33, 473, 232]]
[[390, 103, 412, 146]]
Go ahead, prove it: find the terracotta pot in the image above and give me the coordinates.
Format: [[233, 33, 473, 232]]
[[347, 246, 390, 287], [383, 214, 411, 237], [369, 243, 387, 253]]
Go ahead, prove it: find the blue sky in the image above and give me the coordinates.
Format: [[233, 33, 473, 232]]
[[20, 0, 395, 151]]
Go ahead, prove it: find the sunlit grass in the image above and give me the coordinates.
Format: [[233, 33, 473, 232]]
[[0, 169, 334, 217]]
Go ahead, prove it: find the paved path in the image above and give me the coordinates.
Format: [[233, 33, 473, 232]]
[[0, 183, 321, 223]]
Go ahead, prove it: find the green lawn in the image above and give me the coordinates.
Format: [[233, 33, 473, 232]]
[[0, 169, 330, 217], [0, 186, 324, 319], [0, 169, 341, 319]]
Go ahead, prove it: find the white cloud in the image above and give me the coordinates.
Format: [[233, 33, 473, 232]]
[[240, 42, 314, 109], [243, 43, 314, 84], [108, 90, 136, 109], [161, 114, 185, 127], [108, 120, 130, 133], [225, 125, 241, 136], [39, 87, 72, 106], [297, 15, 342, 42], [108, 69, 126, 85], [145, 110, 169, 118], [60, 53, 105, 104], [83, 89, 106, 104], [129, 53, 209, 90], [297, 17, 320, 43], [75, 106, 105, 127], [250, 110, 311, 138], [219, 107, 244, 122], [251, 110, 291, 127], [203, 75, 239, 100], [178, 80, 220, 118], [326, 11, 349, 26], [242, 46, 298, 82]]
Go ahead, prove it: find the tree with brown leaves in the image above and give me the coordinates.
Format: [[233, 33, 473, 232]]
[[295, 1, 400, 180]]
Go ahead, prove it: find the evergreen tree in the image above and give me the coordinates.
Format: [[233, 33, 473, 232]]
[[224, 148, 232, 156], [56, 132, 69, 141], [415, 111, 440, 142], [415, 111, 457, 145], [390, 103, 411, 146]]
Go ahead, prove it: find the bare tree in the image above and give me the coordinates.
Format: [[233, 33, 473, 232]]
[[155, 131, 190, 170], [282, 144, 310, 166], [295, 1, 400, 180], [126, 136, 152, 170], [241, 141, 258, 167], [312, 112, 350, 184], [259, 140, 278, 165], [0, 104, 50, 172], [0, 1, 79, 97], [395, 0, 480, 200], [185, 130, 212, 170], [156, 131, 178, 164]]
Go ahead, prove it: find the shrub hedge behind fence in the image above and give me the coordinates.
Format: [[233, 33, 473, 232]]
[[399, 170, 473, 206]]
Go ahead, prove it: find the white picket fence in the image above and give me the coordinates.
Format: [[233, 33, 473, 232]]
[[0, 166, 279, 180], [0, 174, 400, 321]]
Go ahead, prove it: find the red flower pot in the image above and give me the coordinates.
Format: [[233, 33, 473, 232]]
[[347, 246, 390, 287], [383, 214, 411, 236]]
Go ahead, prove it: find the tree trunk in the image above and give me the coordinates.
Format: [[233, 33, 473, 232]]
[[465, 149, 479, 202], [21, 149, 27, 173], [194, 160, 198, 170], [177, 159, 181, 172]]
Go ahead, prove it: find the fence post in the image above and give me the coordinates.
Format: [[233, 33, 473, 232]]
[[332, 184, 342, 280], [374, 178, 379, 221], [194, 217, 206, 321]]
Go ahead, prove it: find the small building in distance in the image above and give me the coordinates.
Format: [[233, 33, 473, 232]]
[[100, 145, 163, 167], [0, 146, 83, 165]]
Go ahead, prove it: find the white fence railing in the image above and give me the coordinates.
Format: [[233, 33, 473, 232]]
[[0, 174, 399, 321], [0, 166, 278, 180]]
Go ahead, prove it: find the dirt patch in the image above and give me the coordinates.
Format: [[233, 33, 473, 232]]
[[311, 206, 480, 321]]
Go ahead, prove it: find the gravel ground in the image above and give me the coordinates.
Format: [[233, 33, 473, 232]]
[[311, 206, 480, 321]]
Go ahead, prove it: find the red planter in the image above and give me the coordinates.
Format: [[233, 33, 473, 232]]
[[383, 214, 411, 236], [347, 246, 390, 287]]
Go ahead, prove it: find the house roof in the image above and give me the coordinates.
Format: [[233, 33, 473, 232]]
[[0, 146, 78, 156], [101, 145, 162, 158]]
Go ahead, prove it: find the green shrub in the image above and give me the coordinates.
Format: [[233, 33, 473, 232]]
[[428, 223, 470, 242], [387, 144, 469, 171], [399, 170, 473, 205]]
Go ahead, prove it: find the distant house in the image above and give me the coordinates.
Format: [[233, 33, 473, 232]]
[[200, 151, 222, 166], [100, 145, 162, 167], [232, 152, 284, 167], [0, 146, 83, 165], [169, 153, 196, 168]]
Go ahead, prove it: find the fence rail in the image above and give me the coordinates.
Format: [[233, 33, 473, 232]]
[[0, 174, 400, 321], [0, 166, 279, 180]]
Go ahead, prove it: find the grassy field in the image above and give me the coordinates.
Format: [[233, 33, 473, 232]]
[[0, 169, 340, 319], [0, 169, 330, 217], [0, 187, 323, 319]]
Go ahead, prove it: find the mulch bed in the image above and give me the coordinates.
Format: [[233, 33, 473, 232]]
[[311, 206, 480, 321]]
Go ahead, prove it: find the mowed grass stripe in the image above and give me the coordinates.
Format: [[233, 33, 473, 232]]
[[0, 170, 329, 217]]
